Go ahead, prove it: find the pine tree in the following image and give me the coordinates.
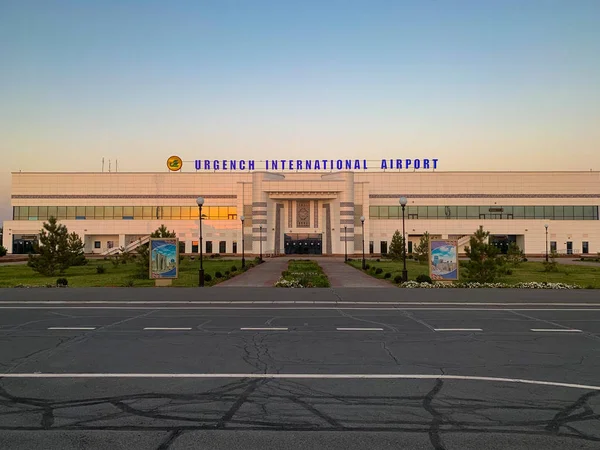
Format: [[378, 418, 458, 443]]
[[414, 232, 430, 264], [506, 242, 524, 267], [463, 226, 501, 282], [67, 232, 87, 266], [388, 230, 406, 261], [27, 216, 70, 276]]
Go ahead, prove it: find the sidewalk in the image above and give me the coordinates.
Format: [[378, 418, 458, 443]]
[[215, 258, 289, 287], [318, 259, 392, 288]]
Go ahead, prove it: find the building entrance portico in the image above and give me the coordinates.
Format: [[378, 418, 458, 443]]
[[284, 233, 323, 255]]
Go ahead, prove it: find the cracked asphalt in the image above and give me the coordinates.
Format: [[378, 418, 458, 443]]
[[0, 289, 599, 449]]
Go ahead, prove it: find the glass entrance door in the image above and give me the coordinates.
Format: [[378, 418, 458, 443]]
[[284, 233, 323, 255]]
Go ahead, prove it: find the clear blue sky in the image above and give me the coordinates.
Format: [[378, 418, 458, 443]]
[[1, 0, 600, 222]]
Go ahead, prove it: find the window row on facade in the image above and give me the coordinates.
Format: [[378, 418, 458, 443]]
[[369, 205, 599, 220], [12, 206, 238, 221]]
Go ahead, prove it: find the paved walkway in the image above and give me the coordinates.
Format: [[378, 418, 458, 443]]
[[318, 259, 392, 288], [215, 258, 289, 287]]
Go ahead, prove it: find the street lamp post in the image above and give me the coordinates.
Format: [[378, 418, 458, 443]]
[[344, 226, 348, 262], [545, 224, 549, 262], [259, 225, 263, 262], [196, 197, 205, 287], [400, 196, 408, 282], [360, 216, 366, 270], [240, 216, 246, 269]]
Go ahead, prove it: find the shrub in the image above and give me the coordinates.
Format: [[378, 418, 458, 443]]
[[56, 278, 68, 287], [282, 270, 290, 277], [204, 273, 212, 282], [365, 264, 370, 270], [416, 274, 432, 284], [384, 272, 391, 279], [375, 268, 383, 275], [376, 258, 380, 262], [523, 257, 528, 262], [0, 246, 8, 257], [215, 271, 223, 279], [505, 269, 513, 275], [224, 271, 230, 276], [123, 279, 134, 287], [96, 265, 106, 274], [231, 265, 237, 272], [394, 275, 403, 283]]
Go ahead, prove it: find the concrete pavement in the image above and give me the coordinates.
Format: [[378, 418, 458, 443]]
[[318, 259, 391, 287], [216, 259, 289, 287], [0, 293, 599, 449]]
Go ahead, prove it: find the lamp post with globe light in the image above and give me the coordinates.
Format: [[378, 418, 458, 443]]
[[196, 197, 205, 287], [360, 216, 366, 270], [399, 196, 408, 282]]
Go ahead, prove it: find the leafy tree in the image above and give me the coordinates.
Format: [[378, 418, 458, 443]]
[[135, 225, 176, 278], [543, 250, 560, 272], [0, 246, 7, 257], [414, 232, 430, 264], [463, 226, 502, 282], [506, 242, 524, 267], [388, 230, 406, 261]]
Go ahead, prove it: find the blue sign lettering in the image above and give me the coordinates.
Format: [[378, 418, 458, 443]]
[[192, 158, 438, 171]]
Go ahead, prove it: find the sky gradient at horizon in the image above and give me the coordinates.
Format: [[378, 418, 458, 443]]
[[1, 0, 600, 222]]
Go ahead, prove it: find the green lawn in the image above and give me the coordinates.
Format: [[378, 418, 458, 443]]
[[347, 258, 600, 288], [0, 257, 250, 287]]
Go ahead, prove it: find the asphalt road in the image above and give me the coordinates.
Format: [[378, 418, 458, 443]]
[[0, 290, 599, 449]]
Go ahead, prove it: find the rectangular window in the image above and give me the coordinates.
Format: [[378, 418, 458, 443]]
[[142, 206, 153, 219], [228, 207, 238, 219], [563, 206, 574, 219], [583, 206, 596, 219], [408, 214, 418, 219], [408, 241, 413, 254], [544, 206, 553, 219], [86, 206, 95, 219], [192, 241, 198, 253], [56, 206, 66, 219], [133, 206, 143, 219], [418, 206, 428, 219], [180, 206, 191, 220], [206, 241, 213, 253], [467, 206, 479, 219], [47, 206, 57, 219], [566, 241, 573, 255], [534, 206, 544, 219], [369, 241, 374, 254], [232, 241, 237, 254], [388, 206, 399, 218], [554, 206, 563, 220], [219, 241, 226, 253], [369, 206, 379, 218], [37, 206, 48, 220], [66, 206, 76, 219], [380, 241, 388, 254], [171, 207, 181, 220], [94, 241, 101, 249], [218, 207, 229, 220], [379, 206, 389, 219], [582, 241, 589, 254], [550, 241, 557, 252], [190, 206, 199, 219], [104, 206, 114, 219], [513, 206, 524, 219], [428, 206, 438, 219], [113, 206, 123, 218], [479, 214, 486, 219], [457, 206, 467, 219], [95, 206, 104, 219], [524, 206, 535, 219], [28, 206, 38, 220], [573, 206, 584, 220]]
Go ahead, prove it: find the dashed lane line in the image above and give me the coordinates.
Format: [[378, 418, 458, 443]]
[[434, 328, 483, 332], [530, 328, 583, 333], [336, 327, 384, 331], [47, 327, 96, 330], [240, 327, 288, 331], [143, 327, 193, 331]]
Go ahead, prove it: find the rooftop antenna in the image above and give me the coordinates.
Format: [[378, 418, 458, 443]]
[[109, 160, 111, 172], [116, 159, 118, 172], [102, 157, 105, 172]]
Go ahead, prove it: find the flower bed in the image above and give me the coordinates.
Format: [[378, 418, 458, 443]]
[[399, 281, 583, 289], [274, 260, 330, 288]]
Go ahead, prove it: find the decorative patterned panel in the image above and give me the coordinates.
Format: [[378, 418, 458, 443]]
[[314, 201, 319, 228], [296, 201, 310, 228], [370, 194, 600, 199], [323, 204, 332, 254], [12, 194, 237, 199], [288, 201, 292, 228]]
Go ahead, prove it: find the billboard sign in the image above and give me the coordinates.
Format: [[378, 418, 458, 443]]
[[429, 240, 459, 281], [149, 238, 179, 279]]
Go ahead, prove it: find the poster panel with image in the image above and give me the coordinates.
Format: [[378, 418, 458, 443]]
[[429, 240, 459, 281]]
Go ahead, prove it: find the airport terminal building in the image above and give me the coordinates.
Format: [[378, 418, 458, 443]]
[[4, 159, 600, 257]]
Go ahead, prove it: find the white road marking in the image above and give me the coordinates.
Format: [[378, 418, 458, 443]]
[[336, 327, 384, 331], [143, 327, 192, 331], [434, 328, 483, 332], [240, 327, 288, 331], [3, 307, 600, 311], [1, 373, 599, 391], [47, 327, 96, 330], [531, 328, 583, 333]]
